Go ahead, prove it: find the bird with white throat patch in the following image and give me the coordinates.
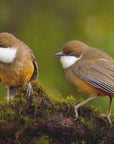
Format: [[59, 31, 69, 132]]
[[56, 40, 114, 126], [0, 32, 38, 101]]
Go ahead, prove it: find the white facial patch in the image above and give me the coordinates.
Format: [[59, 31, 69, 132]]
[[60, 56, 81, 69], [0, 47, 17, 63]]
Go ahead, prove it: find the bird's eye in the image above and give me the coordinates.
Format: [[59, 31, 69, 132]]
[[67, 51, 74, 56], [0, 42, 2, 47]]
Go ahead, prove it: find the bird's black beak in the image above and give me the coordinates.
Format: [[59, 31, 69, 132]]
[[56, 51, 66, 56], [56, 51, 74, 56]]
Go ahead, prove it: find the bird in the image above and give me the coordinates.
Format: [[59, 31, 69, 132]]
[[0, 32, 38, 101], [56, 40, 114, 125]]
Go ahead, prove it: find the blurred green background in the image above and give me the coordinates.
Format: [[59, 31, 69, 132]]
[[0, 0, 114, 113]]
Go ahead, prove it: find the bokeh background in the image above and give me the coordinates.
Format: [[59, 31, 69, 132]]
[[0, 0, 114, 114]]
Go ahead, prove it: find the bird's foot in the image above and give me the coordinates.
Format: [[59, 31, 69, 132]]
[[7, 96, 9, 102], [7, 96, 14, 102], [26, 82, 33, 99], [101, 113, 112, 126], [74, 97, 95, 120]]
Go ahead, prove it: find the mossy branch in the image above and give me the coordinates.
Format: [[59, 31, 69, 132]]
[[0, 82, 113, 144]]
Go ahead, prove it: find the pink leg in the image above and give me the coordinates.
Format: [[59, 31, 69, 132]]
[[105, 97, 112, 126], [7, 87, 10, 101], [74, 97, 95, 119], [26, 82, 33, 98]]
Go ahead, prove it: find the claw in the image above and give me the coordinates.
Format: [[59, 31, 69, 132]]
[[101, 113, 112, 126], [26, 82, 33, 98], [101, 97, 112, 126], [74, 97, 95, 120]]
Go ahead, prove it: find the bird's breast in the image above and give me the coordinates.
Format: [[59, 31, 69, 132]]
[[0, 59, 34, 87]]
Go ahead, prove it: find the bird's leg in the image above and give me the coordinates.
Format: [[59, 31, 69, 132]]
[[74, 97, 95, 119], [7, 87, 15, 101], [7, 87, 10, 101], [26, 82, 33, 98], [102, 97, 112, 126]]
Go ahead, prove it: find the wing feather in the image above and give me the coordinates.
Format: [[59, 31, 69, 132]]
[[72, 59, 114, 94], [30, 53, 38, 81]]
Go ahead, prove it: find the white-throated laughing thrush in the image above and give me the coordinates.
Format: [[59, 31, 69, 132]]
[[0, 32, 38, 101], [56, 40, 114, 125]]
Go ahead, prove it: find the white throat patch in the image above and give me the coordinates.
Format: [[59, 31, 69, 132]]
[[60, 56, 81, 69], [0, 47, 17, 63]]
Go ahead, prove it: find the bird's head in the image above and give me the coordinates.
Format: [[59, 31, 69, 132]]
[[0, 32, 18, 48], [0, 32, 18, 63], [56, 40, 88, 69]]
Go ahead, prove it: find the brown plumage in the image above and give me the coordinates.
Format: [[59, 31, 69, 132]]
[[56, 40, 114, 126], [0, 32, 38, 100]]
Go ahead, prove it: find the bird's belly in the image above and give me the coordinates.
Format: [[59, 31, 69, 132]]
[[0, 63, 34, 87], [65, 70, 107, 97]]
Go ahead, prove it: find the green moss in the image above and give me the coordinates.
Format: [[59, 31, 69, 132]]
[[0, 81, 113, 144], [33, 135, 49, 144]]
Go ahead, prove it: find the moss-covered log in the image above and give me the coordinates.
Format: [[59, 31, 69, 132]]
[[0, 82, 113, 144]]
